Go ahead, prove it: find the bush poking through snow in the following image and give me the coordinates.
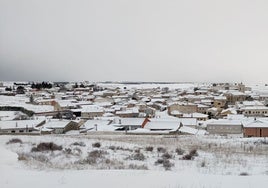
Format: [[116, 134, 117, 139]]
[[108, 146, 133, 152], [31, 142, 63, 152], [201, 161, 206, 167], [71, 142, 86, 147], [128, 152, 145, 161], [92, 142, 101, 148], [163, 159, 174, 170], [155, 158, 164, 165], [175, 148, 185, 155], [162, 152, 173, 159], [189, 149, 198, 157], [239, 172, 249, 176], [80, 150, 108, 165], [6, 138, 23, 145], [157, 147, 166, 153], [128, 164, 148, 170], [181, 154, 193, 160], [155, 158, 174, 170], [181, 149, 198, 160], [145, 146, 154, 152], [64, 148, 72, 155]]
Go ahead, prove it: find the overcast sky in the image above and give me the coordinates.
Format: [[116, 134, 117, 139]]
[[0, 0, 268, 84]]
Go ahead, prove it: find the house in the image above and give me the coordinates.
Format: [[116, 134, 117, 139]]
[[241, 106, 268, 117], [182, 113, 208, 121], [80, 119, 114, 132], [219, 108, 237, 118], [214, 96, 227, 109], [115, 107, 140, 118], [110, 118, 147, 130], [206, 119, 243, 135], [224, 91, 247, 105], [127, 118, 205, 135], [0, 119, 45, 135], [197, 104, 210, 114], [168, 102, 198, 114], [80, 105, 105, 119], [42, 119, 79, 134], [242, 119, 268, 137]]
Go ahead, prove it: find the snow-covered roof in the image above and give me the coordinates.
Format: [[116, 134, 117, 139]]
[[44, 120, 71, 129], [82, 120, 116, 131], [111, 118, 145, 126], [145, 121, 180, 130], [207, 119, 242, 126], [115, 108, 139, 115], [80, 105, 104, 113], [179, 126, 207, 135], [0, 120, 44, 129], [242, 101, 264, 106], [242, 119, 268, 128], [241, 106, 268, 110], [182, 113, 208, 118]]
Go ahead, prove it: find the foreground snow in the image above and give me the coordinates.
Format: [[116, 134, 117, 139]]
[[0, 135, 268, 188]]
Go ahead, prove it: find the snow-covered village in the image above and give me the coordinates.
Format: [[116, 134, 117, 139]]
[[0, 81, 268, 188], [2, 0, 268, 187]]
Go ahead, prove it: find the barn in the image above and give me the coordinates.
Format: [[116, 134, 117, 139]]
[[243, 119, 268, 137]]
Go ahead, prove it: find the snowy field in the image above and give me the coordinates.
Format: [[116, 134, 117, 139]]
[[0, 95, 54, 113], [1, 134, 268, 188]]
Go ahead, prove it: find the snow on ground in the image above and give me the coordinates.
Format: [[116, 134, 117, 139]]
[[0, 95, 54, 113], [0, 135, 268, 188]]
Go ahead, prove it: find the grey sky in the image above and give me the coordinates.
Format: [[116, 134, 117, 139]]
[[0, 0, 268, 84]]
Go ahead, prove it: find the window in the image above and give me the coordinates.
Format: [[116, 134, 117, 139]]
[[19, 130, 24, 133]]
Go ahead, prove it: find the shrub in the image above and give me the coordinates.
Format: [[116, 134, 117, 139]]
[[108, 146, 133, 152], [240, 172, 249, 176], [163, 159, 174, 170], [92, 142, 101, 148], [145, 146, 154, 152], [155, 158, 164, 165], [128, 164, 148, 170], [155, 158, 174, 170], [83, 150, 108, 164], [72, 142, 86, 147], [128, 152, 145, 161], [175, 148, 185, 155], [162, 152, 172, 159], [189, 149, 198, 157], [181, 149, 198, 160], [31, 142, 62, 152], [157, 147, 166, 153], [6, 138, 22, 144], [181, 154, 193, 160], [64, 148, 72, 155]]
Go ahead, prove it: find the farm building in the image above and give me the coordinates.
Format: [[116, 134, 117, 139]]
[[243, 119, 268, 137]]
